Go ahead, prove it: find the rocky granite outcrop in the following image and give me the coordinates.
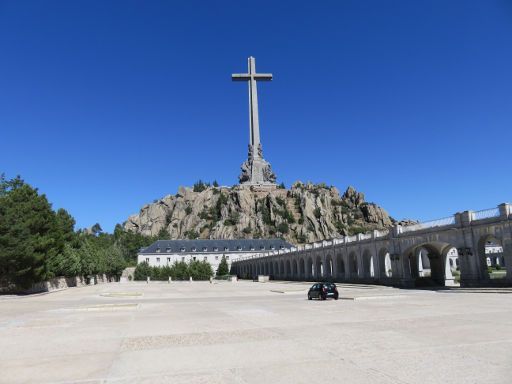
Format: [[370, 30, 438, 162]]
[[124, 182, 399, 244]]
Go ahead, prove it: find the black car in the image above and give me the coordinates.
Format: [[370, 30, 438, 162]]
[[308, 282, 339, 300]]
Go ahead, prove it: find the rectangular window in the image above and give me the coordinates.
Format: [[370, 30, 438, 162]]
[[167, 258, 170, 263], [156, 258, 160, 263], [204, 256, 207, 261], [181, 256, 185, 262], [215, 255, 219, 260], [145, 258, 149, 263], [226, 256, 229, 260]]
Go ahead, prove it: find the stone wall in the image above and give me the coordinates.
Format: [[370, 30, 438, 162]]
[[1, 274, 115, 295]]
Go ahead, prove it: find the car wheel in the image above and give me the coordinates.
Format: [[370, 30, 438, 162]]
[[308, 294, 312, 300], [334, 293, 339, 300], [320, 293, 326, 300]]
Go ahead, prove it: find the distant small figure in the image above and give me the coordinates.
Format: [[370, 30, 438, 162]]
[[189, 276, 193, 283], [168, 276, 172, 284], [147, 276, 150, 284], [209, 276, 213, 284]]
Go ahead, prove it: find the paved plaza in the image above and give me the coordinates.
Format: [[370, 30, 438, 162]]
[[0, 281, 511, 384]]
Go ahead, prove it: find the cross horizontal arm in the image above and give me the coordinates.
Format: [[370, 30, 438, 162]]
[[232, 74, 251, 81], [232, 73, 273, 81], [253, 74, 273, 81]]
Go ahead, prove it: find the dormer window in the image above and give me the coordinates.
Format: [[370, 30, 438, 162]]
[[180, 247, 185, 252], [260, 245, 265, 250], [213, 247, 218, 252], [270, 245, 275, 250], [224, 247, 229, 251], [250, 245, 255, 251], [156, 248, 161, 253], [191, 247, 196, 252], [237, 246, 242, 251], [166, 247, 171, 253], [203, 247, 208, 252], [280, 245, 284, 249]]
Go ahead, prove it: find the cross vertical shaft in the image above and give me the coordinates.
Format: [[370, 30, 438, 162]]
[[232, 56, 272, 158], [232, 57, 276, 185], [248, 57, 261, 154]]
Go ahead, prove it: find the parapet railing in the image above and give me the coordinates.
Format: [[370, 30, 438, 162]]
[[401, 216, 456, 233], [472, 207, 500, 221], [375, 229, 389, 238]]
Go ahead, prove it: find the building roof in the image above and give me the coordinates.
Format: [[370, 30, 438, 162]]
[[139, 238, 293, 254]]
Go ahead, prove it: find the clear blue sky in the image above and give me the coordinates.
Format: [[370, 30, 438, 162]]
[[1, 0, 511, 232]]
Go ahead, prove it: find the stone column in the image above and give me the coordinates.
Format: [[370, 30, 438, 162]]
[[503, 239, 512, 281], [344, 252, 351, 281], [396, 250, 414, 288], [372, 231, 381, 279]]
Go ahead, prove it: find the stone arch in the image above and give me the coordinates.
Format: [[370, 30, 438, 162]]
[[477, 234, 505, 280], [280, 260, 285, 278], [274, 261, 279, 277], [404, 241, 456, 286], [306, 257, 314, 280], [325, 254, 333, 279], [285, 260, 291, 279], [362, 249, 372, 278], [336, 252, 345, 279], [378, 248, 392, 278]]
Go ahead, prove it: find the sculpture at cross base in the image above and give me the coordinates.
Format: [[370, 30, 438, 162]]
[[232, 57, 277, 186]]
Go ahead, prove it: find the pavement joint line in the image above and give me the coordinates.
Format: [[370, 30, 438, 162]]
[[74, 303, 140, 311]]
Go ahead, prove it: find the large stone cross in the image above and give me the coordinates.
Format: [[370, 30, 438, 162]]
[[232, 57, 272, 159]]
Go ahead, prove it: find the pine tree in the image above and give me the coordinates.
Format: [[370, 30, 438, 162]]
[[216, 255, 229, 276], [0, 177, 59, 288]]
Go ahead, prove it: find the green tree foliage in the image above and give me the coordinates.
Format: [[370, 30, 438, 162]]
[[90, 223, 102, 235], [113, 224, 155, 264], [277, 222, 289, 234], [157, 227, 171, 240], [193, 180, 210, 192], [258, 199, 273, 226], [216, 255, 229, 276], [133, 260, 212, 281], [0, 175, 128, 290], [184, 230, 199, 239], [209, 192, 228, 222], [134, 261, 152, 280], [0, 176, 71, 288]]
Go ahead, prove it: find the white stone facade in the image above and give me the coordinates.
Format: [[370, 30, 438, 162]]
[[138, 251, 264, 274], [137, 239, 292, 275]]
